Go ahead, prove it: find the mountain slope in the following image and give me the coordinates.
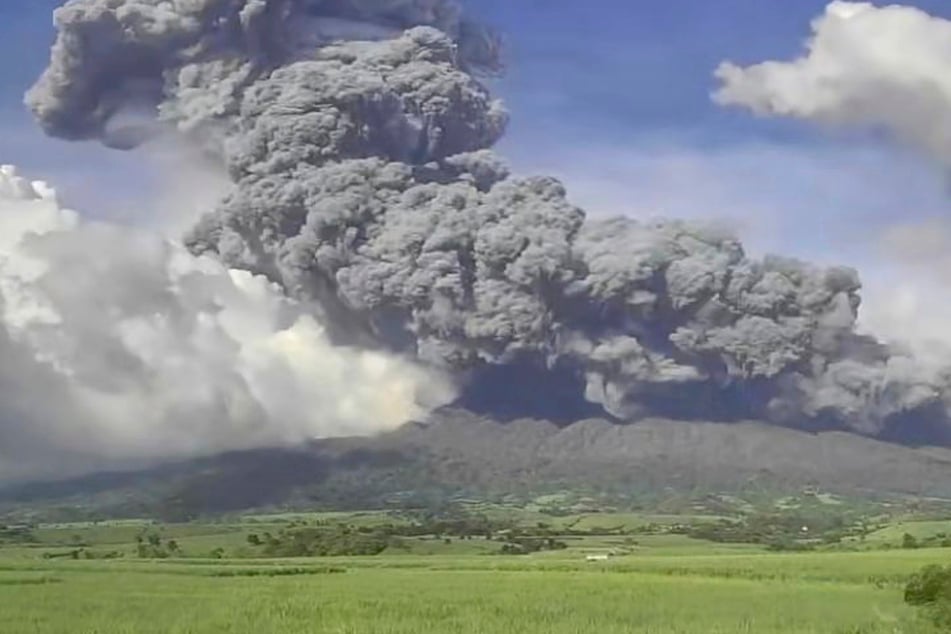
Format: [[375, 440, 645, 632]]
[[4, 411, 951, 520]]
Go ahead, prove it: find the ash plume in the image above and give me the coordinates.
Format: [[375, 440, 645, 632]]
[[25, 0, 951, 446]]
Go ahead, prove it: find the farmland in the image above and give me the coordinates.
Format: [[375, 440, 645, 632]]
[[2, 501, 951, 633]]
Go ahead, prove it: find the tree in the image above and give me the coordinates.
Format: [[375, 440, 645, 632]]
[[902, 533, 920, 550], [247, 533, 262, 546]]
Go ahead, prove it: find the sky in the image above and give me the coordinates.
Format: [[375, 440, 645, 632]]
[[1, 0, 951, 319], [4, 0, 951, 477]]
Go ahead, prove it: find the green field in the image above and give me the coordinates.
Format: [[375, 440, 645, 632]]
[[2, 509, 951, 633], [0, 551, 945, 633]]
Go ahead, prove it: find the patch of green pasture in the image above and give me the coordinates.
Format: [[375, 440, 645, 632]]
[[385, 536, 500, 556], [38, 519, 154, 529], [553, 512, 731, 532], [0, 563, 927, 633], [238, 510, 402, 527], [31, 522, 249, 547], [4, 539, 951, 631], [3, 516, 951, 632], [861, 520, 951, 545]]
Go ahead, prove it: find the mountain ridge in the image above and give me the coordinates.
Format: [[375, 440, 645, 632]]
[[4, 411, 951, 521]]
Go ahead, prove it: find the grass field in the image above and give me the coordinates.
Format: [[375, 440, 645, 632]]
[[0, 552, 943, 633], [2, 510, 951, 632]]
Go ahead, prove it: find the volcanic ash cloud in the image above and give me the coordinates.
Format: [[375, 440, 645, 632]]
[[21, 0, 951, 449]]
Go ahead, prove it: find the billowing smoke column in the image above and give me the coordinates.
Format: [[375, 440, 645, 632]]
[[26, 0, 951, 442]]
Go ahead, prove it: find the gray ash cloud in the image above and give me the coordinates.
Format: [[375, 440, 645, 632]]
[[27, 0, 951, 443]]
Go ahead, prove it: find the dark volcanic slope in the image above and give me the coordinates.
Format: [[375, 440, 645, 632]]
[[4, 412, 951, 518], [345, 411, 951, 497]]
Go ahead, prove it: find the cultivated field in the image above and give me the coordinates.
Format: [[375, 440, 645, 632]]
[[2, 508, 951, 633]]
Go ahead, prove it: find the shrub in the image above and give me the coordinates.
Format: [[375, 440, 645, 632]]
[[905, 565, 951, 606], [904, 564, 951, 629]]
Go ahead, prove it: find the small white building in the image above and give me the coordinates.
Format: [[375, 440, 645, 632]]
[[586, 554, 610, 562]]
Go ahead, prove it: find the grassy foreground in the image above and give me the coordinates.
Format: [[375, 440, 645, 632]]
[[3, 506, 951, 633], [0, 551, 947, 633]]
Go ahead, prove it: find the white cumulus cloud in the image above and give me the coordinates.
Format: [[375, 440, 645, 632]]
[[0, 165, 452, 482], [713, 2, 951, 356], [714, 1, 951, 166]]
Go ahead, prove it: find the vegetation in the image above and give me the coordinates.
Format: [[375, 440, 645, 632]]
[[0, 546, 947, 632], [906, 565, 951, 629], [0, 524, 36, 545], [679, 511, 858, 550], [1, 493, 951, 631], [134, 530, 181, 559], [255, 526, 391, 557]]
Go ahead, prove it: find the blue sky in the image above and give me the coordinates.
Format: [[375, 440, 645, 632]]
[[1, 0, 950, 270]]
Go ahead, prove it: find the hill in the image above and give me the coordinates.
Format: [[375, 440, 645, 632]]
[[4, 410, 951, 521]]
